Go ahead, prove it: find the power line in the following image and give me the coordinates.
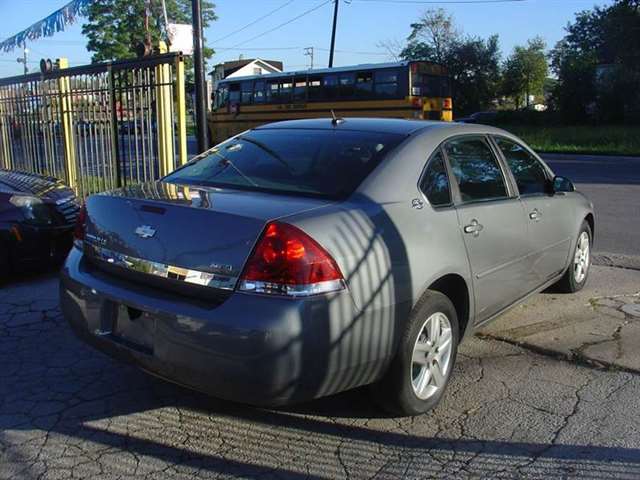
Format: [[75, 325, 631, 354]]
[[215, 46, 303, 51], [211, 0, 296, 43], [316, 47, 387, 56], [228, 0, 333, 48], [350, 0, 526, 3]]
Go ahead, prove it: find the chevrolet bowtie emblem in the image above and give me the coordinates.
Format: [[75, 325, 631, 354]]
[[135, 225, 156, 239]]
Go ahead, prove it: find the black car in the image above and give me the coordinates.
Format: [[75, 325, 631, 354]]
[[455, 111, 498, 124], [0, 169, 80, 280]]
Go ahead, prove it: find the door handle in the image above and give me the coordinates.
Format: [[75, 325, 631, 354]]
[[463, 219, 484, 237], [529, 209, 542, 221]]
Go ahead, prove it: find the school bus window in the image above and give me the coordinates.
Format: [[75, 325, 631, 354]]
[[254, 81, 265, 104], [228, 83, 240, 104], [323, 74, 338, 99], [375, 70, 399, 84], [293, 78, 307, 101], [355, 72, 373, 97], [277, 80, 293, 103], [266, 81, 277, 102], [214, 85, 228, 109], [308, 77, 322, 101], [374, 69, 400, 98], [412, 73, 450, 97], [241, 81, 253, 104], [339, 73, 355, 98]]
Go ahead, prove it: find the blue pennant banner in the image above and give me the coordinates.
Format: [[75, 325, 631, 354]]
[[0, 0, 92, 52]]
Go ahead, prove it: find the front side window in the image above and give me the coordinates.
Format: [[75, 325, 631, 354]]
[[420, 150, 451, 207], [445, 137, 508, 202], [495, 137, 548, 196], [164, 129, 406, 199]]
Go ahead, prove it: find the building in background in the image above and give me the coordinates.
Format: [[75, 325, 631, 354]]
[[210, 58, 283, 84]]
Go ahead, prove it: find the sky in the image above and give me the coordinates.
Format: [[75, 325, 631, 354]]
[[0, 0, 616, 78]]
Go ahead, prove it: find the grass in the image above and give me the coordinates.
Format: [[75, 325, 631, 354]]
[[496, 125, 640, 156]]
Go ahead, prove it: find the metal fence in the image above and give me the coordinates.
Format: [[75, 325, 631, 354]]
[[0, 51, 187, 199]]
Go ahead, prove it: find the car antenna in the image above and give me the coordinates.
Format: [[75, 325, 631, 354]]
[[331, 109, 344, 125]]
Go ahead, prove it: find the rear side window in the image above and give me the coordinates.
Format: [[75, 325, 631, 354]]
[[164, 129, 405, 199], [445, 137, 508, 202], [495, 137, 548, 195], [420, 150, 451, 207]]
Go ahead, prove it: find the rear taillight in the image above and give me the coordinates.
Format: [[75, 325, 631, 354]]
[[239, 222, 345, 297], [73, 204, 87, 247]]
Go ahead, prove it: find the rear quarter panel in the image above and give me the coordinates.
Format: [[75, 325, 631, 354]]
[[284, 131, 475, 369]]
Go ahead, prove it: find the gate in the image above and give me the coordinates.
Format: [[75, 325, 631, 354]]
[[0, 49, 187, 199]]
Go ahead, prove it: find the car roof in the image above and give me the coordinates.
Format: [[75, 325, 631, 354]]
[[252, 117, 509, 137], [253, 118, 450, 135]]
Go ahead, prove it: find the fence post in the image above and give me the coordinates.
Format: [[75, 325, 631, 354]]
[[0, 87, 13, 170], [57, 58, 77, 189], [156, 41, 174, 177], [108, 66, 122, 188], [175, 54, 188, 166]]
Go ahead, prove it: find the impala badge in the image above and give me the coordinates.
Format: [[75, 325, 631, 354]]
[[135, 225, 156, 239]]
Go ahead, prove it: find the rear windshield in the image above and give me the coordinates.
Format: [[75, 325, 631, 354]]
[[164, 129, 405, 199]]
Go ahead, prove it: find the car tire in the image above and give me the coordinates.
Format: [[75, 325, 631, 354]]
[[373, 290, 459, 416], [553, 220, 592, 293]]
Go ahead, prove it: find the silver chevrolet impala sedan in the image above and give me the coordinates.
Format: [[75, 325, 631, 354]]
[[61, 118, 594, 415]]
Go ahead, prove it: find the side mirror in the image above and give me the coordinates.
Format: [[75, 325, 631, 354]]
[[552, 175, 575, 194]]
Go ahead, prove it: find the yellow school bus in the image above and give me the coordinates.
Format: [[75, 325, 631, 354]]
[[208, 60, 452, 146]]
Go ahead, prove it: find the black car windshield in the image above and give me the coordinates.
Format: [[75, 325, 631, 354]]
[[164, 128, 406, 199]]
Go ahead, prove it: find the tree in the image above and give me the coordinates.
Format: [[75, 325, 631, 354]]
[[550, 0, 640, 123], [405, 9, 459, 64], [82, 0, 216, 80], [501, 37, 548, 109], [400, 9, 501, 115]]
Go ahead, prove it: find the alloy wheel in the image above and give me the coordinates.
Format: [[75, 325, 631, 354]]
[[574, 231, 590, 284], [411, 312, 453, 400]]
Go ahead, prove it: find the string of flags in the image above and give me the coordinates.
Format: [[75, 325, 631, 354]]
[[0, 0, 92, 53]]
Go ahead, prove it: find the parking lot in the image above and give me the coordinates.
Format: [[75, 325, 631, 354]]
[[1, 270, 639, 479], [2, 152, 640, 479]]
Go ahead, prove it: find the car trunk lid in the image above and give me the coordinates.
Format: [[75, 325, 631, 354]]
[[83, 181, 332, 294]]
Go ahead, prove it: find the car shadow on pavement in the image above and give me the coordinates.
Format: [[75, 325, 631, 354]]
[[4, 373, 640, 479]]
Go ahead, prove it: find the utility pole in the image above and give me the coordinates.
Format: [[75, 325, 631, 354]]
[[304, 47, 314, 70], [328, 0, 339, 68], [17, 44, 29, 75], [192, 0, 208, 153]]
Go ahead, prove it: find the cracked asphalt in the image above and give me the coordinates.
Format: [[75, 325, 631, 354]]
[[2, 273, 640, 479]]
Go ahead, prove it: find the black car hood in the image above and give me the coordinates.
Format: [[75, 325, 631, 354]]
[[0, 169, 74, 202]]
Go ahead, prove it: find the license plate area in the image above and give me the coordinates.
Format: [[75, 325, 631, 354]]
[[100, 301, 155, 355]]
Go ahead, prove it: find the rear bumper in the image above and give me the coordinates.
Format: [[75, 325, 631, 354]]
[[60, 248, 395, 406]]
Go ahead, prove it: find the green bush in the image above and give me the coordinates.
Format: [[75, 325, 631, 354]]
[[500, 125, 640, 156]]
